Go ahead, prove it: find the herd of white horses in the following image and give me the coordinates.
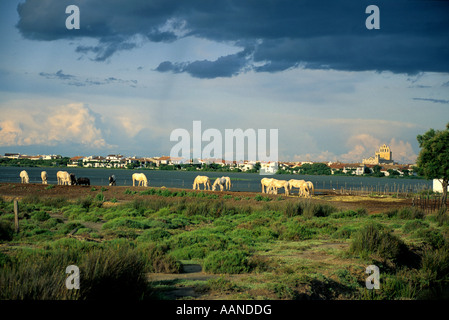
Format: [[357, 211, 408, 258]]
[[18, 170, 314, 197], [193, 175, 314, 197]]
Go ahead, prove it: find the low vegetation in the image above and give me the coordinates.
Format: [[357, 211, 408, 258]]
[[0, 190, 448, 300]]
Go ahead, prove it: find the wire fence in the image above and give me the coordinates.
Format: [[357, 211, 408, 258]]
[[326, 181, 431, 198], [412, 194, 448, 214], [332, 182, 447, 213]]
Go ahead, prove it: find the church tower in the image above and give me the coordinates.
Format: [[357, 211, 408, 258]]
[[375, 144, 392, 161]]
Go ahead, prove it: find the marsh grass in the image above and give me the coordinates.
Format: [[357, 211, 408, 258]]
[[1, 193, 449, 300], [349, 222, 409, 263]]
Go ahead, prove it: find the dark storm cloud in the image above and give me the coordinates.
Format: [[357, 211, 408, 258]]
[[156, 48, 251, 78], [413, 98, 449, 104], [16, 0, 449, 77], [39, 70, 138, 87]]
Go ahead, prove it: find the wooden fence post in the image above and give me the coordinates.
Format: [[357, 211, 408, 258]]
[[14, 199, 19, 233]]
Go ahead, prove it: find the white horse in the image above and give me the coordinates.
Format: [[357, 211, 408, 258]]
[[20, 170, 29, 184], [261, 178, 274, 194], [288, 179, 310, 197], [305, 181, 314, 196], [269, 179, 290, 196], [41, 171, 48, 184], [223, 176, 232, 190], [132, 173, 148, 187], [212, 177, 227, 191], [193, 175, 211, 190], [57, 171, 71, 185]]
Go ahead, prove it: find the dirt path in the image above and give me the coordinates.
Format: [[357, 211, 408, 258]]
[[149, 263, 218, 299]]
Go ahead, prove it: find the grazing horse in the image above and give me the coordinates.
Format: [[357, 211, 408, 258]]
[[132, 173, 148, 187], [305, 181, 314, 196], [109, 175, 116, 186], [261, 178, 274, 194], [288, 179, 310, 197], [268, 179, 290, 196], [41, 171, 48, 184], [77, 177, 90, 186], [69, 173, 77, 185], [223, 176, 232, 190], [212, 177, 227, 191], [193, 175, 211, 190], [20, 170, 29, 184], [57, 171, 71, 185]]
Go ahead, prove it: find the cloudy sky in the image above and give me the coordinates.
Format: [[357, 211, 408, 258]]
[[0, 0, 448, 163]]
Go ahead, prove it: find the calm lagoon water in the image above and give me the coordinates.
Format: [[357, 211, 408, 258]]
[[0, 166, 432, 193]]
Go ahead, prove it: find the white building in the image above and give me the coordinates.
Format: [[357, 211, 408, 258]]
[[260, 162, 278, 175], [433, 179, 449, 193]]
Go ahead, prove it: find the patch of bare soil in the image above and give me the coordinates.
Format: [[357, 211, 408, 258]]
[[149, 264, 219, 300], [0, 182, 412, 214]]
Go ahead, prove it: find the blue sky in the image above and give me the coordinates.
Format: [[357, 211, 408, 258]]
[[0, 0, 448, 163]]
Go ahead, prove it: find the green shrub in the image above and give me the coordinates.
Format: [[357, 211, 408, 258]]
[[414, 228, 446, 249], [138, 243, 181, 273], [279, 220, 316, 241], [95, 192, 105, 202], [77, 196, 93, 212], [398, 207, 425, 220], [384, 209, 399, 219], [384, 207, 424, 220], [169, 230, 232, 259], [267, 282, 297, 299], [436, 208, 449, 226], [102, 217, 150, 230], [282, 201, 337, 218], [0, 252, 11, 267], [331, 208, 367, 219], [203, 250, 250, 274], [31, 211, 51, 222], [138, 228, 172, 242], [78, 246, 149, 300], [302, 201, 336, 218], [255, 194, 270, 202], [332, 226, 357, 239], [124, 188, 137, 195], [43, 217, 62, 229], [420, 245, 449, 285], [403, 220, 429, 233], [350, 222, 408, 262], [59, 222, 85, 235], [0, 250, 78, 299], [283, 201, 302, 217], [0, 220, 14, 241], [205, 276, 239, 293]]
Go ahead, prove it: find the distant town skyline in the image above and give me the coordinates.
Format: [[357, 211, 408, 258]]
[[1, 1, 448, 164], [1, 141, 413, 166]]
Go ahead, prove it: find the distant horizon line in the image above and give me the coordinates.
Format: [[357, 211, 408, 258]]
[[1, 152, 416, 166]]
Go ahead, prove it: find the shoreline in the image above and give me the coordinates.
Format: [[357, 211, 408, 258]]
[[0, 163, 427, 180]]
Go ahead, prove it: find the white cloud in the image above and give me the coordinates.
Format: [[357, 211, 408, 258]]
[[0, 102, 112, 149], [292, 132, 417, 164], [388, 138, 417, 164]]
